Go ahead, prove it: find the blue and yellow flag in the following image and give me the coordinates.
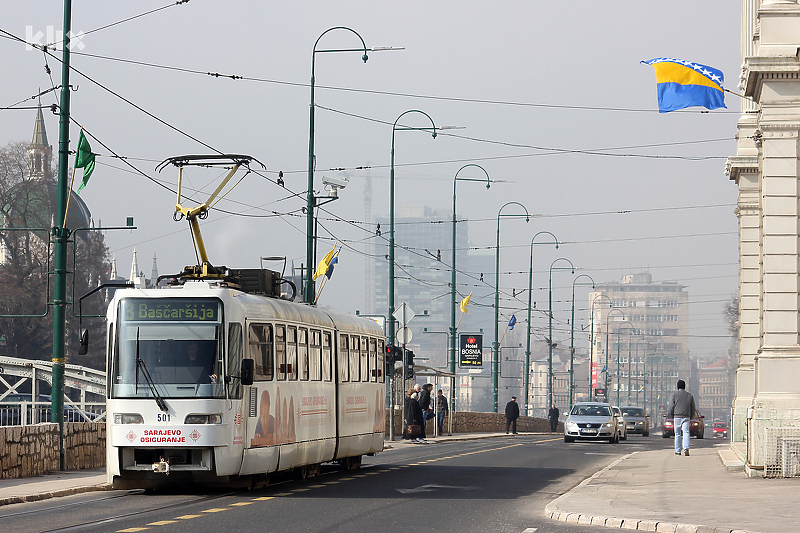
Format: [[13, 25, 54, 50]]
[[642, 58, 725, 113]]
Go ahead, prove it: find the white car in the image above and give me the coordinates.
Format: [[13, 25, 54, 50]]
[[612, 406, 628, 441], [564, 402, 620, 444]]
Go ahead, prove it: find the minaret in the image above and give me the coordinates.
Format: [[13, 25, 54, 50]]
[[150, 253, 159, 288], [130, 248, 146, 288], [28, 103, 53, 180], [110, 256, 118, 280]]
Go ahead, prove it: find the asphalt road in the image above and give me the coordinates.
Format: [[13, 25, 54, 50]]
[[0, 431, 720, 533]]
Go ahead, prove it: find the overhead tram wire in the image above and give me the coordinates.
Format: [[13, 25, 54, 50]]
[[62, 46, 740, 114]]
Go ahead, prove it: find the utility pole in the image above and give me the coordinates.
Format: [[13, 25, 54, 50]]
[[52, 0, 73, 470]]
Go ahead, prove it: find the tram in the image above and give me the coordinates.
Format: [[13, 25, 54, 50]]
[[98, 155, 386, 489]]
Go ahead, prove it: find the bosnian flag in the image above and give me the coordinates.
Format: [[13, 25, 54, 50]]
[[642, 58, 725, 113]]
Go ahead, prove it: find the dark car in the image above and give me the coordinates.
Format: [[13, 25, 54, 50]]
[[619, 406, 650, 436], [712, 422, 728, 439], [662, 413, 705, 439]]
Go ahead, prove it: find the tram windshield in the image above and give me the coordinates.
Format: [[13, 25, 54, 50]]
[[111, 298, 225, 399]]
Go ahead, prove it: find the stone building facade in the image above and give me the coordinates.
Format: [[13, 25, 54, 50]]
[[727, 0, 800, 475]]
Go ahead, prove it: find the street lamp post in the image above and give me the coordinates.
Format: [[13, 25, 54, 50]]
[[589, 294, 613, 400], [386, 110, 437, 441], [548, 258, 574, 408], [450, 164, 491, 419], [604, 308, 625, 397], [525, 232, 559, 416], [388, 110, 437, 347], [493, 202, 530, 413], [570, 274, 595, 407], [615, 322, 635, 406], [307, 27, 369, 304]]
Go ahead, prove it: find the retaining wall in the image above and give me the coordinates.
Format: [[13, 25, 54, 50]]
[[385, 407, 561, 435], [0, 422, 106, 479]]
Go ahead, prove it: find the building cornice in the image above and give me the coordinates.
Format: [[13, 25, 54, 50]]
[[744, 55, 800, 99]]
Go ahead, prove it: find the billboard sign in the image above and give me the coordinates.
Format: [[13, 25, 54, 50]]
[[459, 334, 483, 367]]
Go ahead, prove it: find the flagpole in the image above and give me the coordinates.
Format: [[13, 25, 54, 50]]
[[63, 167, 76, 227]]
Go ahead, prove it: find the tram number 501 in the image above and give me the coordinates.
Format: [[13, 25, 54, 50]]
[[157, 413, 172, 422]]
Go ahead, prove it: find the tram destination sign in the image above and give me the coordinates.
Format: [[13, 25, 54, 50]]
[[122, 298, 219, 322], [459, 334, 483, 367]]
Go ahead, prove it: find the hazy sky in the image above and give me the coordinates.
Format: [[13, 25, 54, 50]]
[[1, 1, 740, 359]]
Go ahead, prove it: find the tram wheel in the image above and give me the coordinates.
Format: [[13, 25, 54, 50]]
[[307, 463, 321, 477], [344, 455, 362, 470]]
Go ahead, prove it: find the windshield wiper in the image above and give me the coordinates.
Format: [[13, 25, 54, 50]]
[[135, 328, 169, 412]]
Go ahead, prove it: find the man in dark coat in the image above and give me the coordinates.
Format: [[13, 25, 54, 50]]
[[505, 396, 520, 434], [548, 404, 560, 432], [419, 383, 433, 426]]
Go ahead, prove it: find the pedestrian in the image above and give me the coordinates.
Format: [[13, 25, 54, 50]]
[[436, 389, 449, 435], [403, 387, 426, 443], [505, 396, 520, 434], [419, 383, 433, 426], [667, 379, 696, 456], [548, 404, 560, 432]]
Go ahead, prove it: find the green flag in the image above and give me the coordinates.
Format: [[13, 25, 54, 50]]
[[74, 130, 95, 194]]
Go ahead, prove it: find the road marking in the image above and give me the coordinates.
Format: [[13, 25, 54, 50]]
[[253, 496, 274, 501], [309, 484, 326, 487], [324, 481, 339, 485], [273, 492, 292, 496], [175, 515, 202, 519], [147, 520, 177, 525], [202, 508, 230, 513], [231, 502, 254, 506], [117, 529, 149, 532], [397, 484, 480, 494], [339, 477, 354, 480], [522, 528, 538, 532], [293, 488, 310, 492]]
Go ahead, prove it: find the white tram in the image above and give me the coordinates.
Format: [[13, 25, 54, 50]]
[[105, 280, 386, 489]]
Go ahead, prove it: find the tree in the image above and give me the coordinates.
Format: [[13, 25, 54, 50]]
[[723, 295, 740, 337], [0, 140, 110, 370]]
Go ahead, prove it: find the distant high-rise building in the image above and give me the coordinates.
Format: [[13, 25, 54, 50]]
[[588, 273, 689, 414]]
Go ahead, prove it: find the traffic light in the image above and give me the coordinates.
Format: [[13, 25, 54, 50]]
[[385, 344, 401, 375], [404, 349, 415, 380]]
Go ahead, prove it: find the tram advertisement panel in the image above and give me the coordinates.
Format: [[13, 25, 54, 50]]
[[459, 334, 483, 367], [249, 385, 335, 447]]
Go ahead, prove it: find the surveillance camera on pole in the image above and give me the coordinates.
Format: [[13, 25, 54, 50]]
[[322, 174, 349, 197]]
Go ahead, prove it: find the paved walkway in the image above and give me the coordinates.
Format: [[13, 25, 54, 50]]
[[1, 433, 797, 533], [545, 444, 798, 533]]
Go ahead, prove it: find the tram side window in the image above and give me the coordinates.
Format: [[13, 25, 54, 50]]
[[299, 328, 309, 381], [369, 338, 378, 382], [287, 326, 298, 381], [377, 339, 385, 383], [276, 325, 286, 380], [310, 330, 321, 381], [360, 336, 369, 382], [350, 335, 360, 382], [322, 332, 332, 382], [228, 323, 244, 398], [339, 334, 349, 382], [247, 323, 273, 381]]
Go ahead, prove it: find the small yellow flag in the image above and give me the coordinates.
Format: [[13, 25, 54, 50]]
[[313, 245, 336, 281], [460, 292, 472, 313]]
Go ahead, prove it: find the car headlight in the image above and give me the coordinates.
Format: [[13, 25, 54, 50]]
[[114, 413, 144, 424], [566, 421, 578, 431], [605, 422, 614, 427], [184, 414, 222, 424]]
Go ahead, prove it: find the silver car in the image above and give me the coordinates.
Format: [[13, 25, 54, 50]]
[[619, 406, 650, 436], [564, 402, 619, 444], [612, 406, 628, 440]]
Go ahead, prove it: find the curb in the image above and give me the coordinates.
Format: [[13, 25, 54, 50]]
[[0, 483, 112, 507], [544, 452, 761, 533]]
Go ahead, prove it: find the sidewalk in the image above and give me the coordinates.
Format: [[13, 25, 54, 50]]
[[0, 467, 109, 506], [545, 444, 799, 533]]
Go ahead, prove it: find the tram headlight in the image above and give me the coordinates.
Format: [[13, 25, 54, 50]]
[[114, 413, 144, 424], [185, 414, 222, 424]]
